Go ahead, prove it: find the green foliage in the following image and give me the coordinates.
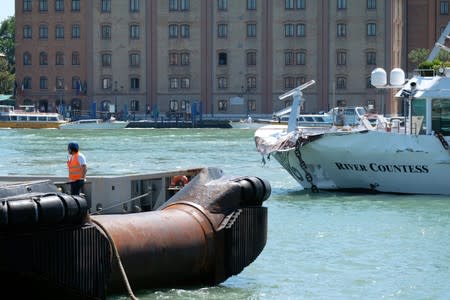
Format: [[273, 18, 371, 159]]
[[408, 48, 430, 65], [0, 16, 15, 95], [0, 16, 15, 71]]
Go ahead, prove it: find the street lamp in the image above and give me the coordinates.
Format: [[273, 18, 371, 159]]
[[114, 81, 118, 114], [241, 85, 252, 116]]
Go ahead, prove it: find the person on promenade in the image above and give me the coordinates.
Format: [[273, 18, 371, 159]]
[[67, 141, 87, 195]]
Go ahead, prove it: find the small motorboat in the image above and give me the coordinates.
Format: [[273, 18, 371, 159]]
[[59, 117, 129, 129]]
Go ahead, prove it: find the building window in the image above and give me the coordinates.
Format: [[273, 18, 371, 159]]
[[169, 52, 178, 65], [23, 25, 32, 39], [71, 76, 80, 90], [131, 77, 140, 89], [180, 52, 190, 65], [218, 52, 227, 65], [218, 100, 228, 111], [102, 77, 112, 89], [367, 99, 376, 109], [366, 51, 376, 65], [217, 24, 228, 38], [285, 0, 295, 9], [284, 77, 295, 89], [72, 52, 80, 65], [180, 24, 190, 38], [23, 52, 32, 65], [130, 53, 140, 67], [169, 78, 179, 89], [337, 0, 347, 9], [169, 24, 178, 38], [130, 24, 140, 39], [336, 76, 347, 89], [71, 0, 80, 11], [130, 0, 139, 12], [367, 23, 376, 36], [39, 25, 49, 39], [296, 51, 306, 65], [56, 77, 64, 89], [285, 24, 294, 37], [102, 53, 112, 67], [296, 0, 306, 9], [40, 76, 48, 89], [366, 77, 374, 88], [39, 0, 48, 12], [130, 100, 139, 111], [247, 76, 256, 89], [337, 23, 347, 37], [101, 0, 111, 12], [55, 25, 64, 39], [39, 52, 48, 65], [23, 0, 32, 11], [285, 51, 294, 65], [296, 23, 305, 36], [169, 100, 179, 112], [247, 23, 257, 38], [55, 0, 64, 11], [102, 24, 112, 40], [24, 77, 32, 89], [367, 0, 376, 9], [169, 0, 178, 11], [247, 51, 256, 66], [247, 0, 256, 10], [180, 0, 190, 11], [248, 99, 256, 112], [441, 1, 449, 14], [181, 77, 190, 89], [337, 99, 346, 107], [218, 77, 228, 89], [72, 25, 80, 38], [336, 51, 346, 65], [296, 76, 306, 86], [56, 52, 64, 65], [218, 0, 228, 11]]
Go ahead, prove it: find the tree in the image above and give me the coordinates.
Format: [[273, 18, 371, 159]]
[[0, 16, 15, 95], [0, 16, 15, 72], [408, 48, 430, 68]]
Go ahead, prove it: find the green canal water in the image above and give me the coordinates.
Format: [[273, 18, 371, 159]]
[[1, 128, 449, 300]]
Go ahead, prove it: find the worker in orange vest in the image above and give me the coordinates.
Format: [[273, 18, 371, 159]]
[[67, 141, 87, 195]]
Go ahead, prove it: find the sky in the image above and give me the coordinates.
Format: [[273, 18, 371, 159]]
[[0, 1, 14, 23]]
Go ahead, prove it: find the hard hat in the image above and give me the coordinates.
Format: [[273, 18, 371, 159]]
[[68, 141, 79, 152]]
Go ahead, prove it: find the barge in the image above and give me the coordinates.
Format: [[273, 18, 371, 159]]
[[0, 167, 270, 299]]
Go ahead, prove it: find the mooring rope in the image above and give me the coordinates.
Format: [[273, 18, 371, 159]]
[[90, 218, 139, 300]]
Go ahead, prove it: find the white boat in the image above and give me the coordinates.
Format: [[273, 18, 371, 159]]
[[254, 27, 450, 195], [0, 105, 67, 129], [271, 106, 383, 128], [60, 117, 129, 129]]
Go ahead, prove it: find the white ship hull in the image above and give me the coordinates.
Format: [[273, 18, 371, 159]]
[[256, 127, 450, 195]]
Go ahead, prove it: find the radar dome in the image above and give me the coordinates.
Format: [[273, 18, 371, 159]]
[[390, 68, 405, 86], [371, 68, 387, 87]]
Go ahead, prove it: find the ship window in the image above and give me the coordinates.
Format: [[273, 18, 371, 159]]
[[431, 98, 450, 135], [38, 116, 47, 121], [29, 116, 37, 121], [304, 117, 314, 122]]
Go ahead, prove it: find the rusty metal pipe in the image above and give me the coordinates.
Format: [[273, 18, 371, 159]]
[[91, 201, 217, 292]]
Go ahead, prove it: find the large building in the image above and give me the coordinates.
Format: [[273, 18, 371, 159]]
[[14, 0, 448, 119]]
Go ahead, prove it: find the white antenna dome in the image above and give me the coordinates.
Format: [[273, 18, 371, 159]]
[[390, 68, 405, 86], [371, 68, 387, 87]]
